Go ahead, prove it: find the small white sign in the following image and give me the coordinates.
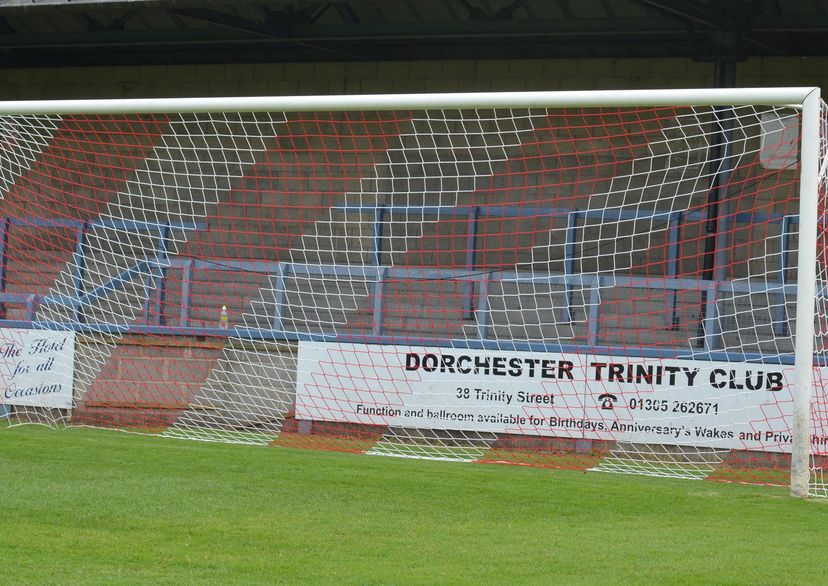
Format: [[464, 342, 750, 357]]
[[760, 111, 799, 170], [296, 341, 828, 454], [0, 329, 75, 409]]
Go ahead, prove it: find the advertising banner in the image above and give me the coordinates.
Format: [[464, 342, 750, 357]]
[[0, 329, 75, 409], [296, 341, 828, 453]]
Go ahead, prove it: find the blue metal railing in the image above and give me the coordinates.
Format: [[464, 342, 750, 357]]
[[0, 259, 803, 362], [0, 215, 205, 326], [0, 207, 802, 364]]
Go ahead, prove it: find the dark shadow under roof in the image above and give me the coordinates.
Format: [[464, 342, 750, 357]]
[[1, 0, 827, 67]]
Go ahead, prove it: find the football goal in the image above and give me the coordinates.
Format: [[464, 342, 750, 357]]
[[0, 88, 825, 497]]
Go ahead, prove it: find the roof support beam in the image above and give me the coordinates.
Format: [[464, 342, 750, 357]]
[[634, 0, 727, 29], [0, 17, 689, 49], [171, 8, 277, 37]]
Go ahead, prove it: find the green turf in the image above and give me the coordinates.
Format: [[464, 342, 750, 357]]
[[1, 425, 826, 585]]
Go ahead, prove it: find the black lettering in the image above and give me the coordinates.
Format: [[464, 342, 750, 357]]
[[635, 364, 653, 384], [710, 368, 727, 388], [541, 359, 556, 379], [766, 371, 783, 391], [664, 366, 681, 385], [405, 353, 420, 371], [440, 354, 456, 373], [492, 356, 506, 376], [745, 370, 763, 391], [683, 367, 699, 386], [558, 360, 574, 380]]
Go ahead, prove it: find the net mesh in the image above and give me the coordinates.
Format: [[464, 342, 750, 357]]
[[0, 99, 825, 494]]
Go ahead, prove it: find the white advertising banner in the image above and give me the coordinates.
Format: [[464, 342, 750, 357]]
[[0, 329, 75, 409], [296, 341, 828, 454]]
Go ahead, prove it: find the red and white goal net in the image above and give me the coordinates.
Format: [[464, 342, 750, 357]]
[[0, 90, 825, 495]]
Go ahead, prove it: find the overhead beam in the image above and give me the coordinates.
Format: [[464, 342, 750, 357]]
[[171, 7, 277, 37], [0, 17, 690, 49], [0, 16, 15, 34], [634, 0, 786, 56], [2, 4, 828, 65], [0, 28, 262, 49], [750, 14, 828, 32], [633, 0, 730, 29]]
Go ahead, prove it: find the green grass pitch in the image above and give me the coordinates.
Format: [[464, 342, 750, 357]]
[[1, 425, 826, 584]]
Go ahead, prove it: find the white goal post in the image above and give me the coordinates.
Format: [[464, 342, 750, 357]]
[[0, 87, 823, 497]]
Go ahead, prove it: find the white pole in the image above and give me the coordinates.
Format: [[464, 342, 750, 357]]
[[0, 87, 816, 115], [790, 88, 821, 498]]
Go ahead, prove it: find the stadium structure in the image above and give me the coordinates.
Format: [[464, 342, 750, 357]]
[[2, 1, 828, 497]]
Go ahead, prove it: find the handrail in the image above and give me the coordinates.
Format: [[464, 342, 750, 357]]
[[0, 209, 802, 363], [0, 262, 808, 360]]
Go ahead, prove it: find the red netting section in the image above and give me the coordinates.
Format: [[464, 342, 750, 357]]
[[0, 105, 822, 491]]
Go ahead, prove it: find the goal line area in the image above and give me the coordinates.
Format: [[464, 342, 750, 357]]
[[0, 88, 825, 497]]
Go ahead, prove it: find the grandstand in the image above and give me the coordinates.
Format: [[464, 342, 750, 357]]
[[1, 2, 828, 499]]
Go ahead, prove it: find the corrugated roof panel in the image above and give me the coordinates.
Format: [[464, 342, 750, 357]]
[[344, 1, 386, 24], [368, 0, 442, 24], [775, 0, 820, 15], [608, 0, 660, 19], [565, 0, 610, 19], [9, 13, 54, 33], [126, 8, 185, 31], [2, 0, 828, 66], [124, 9, 179, 31], [528, 1, 567, 19]]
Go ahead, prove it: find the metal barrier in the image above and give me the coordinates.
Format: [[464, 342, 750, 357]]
[[0, 208, 799, 365]]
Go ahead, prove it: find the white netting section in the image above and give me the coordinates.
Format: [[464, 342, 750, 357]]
[[167, 108, 549, 446], [0, 96, 823, 495], [807, 101, 828, 497]]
